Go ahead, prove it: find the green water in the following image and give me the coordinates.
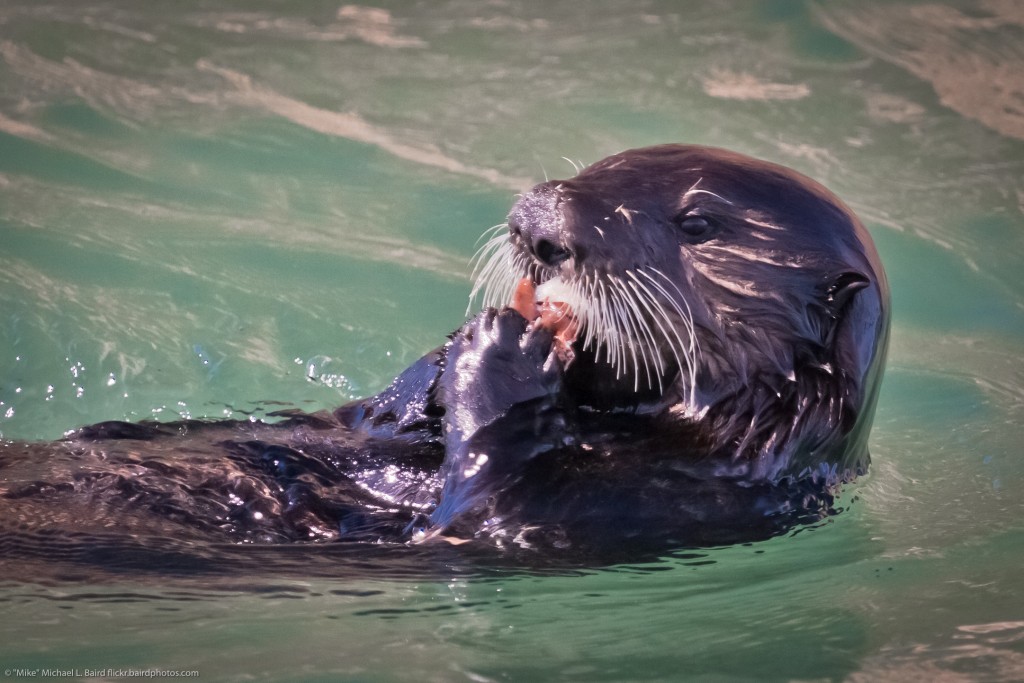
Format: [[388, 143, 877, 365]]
[[2, 1, 1023, 681]]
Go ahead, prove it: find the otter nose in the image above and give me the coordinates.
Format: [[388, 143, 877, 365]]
[[533, 237, 571, 268], [509, 184, 576, 268]]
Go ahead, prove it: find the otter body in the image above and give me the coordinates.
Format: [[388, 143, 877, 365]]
[[0, 145, 889, 558]]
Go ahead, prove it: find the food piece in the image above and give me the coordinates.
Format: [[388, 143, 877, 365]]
[[512, 278, 537, 320], [510, 278, 579, 364]]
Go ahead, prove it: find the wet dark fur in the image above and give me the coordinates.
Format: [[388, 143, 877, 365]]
[[0, 145, 889, 567]]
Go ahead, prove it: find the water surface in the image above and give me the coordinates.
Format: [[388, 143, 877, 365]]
[[1, 1, 1023, 681]]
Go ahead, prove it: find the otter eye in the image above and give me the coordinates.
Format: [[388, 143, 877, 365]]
[[674, 213, 717, 242]]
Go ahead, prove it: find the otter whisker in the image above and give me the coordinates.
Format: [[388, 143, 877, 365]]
[[648, 267, 700, 367], [622, 274, 676, 392], [634, 280, 672, 382], [468, 230, 525, 314], [627, 273, 692, 400], [472, 222, 509, 248], [583, 276, 606, 367], [588, 276, 613, 369], [683, 178, 735, 206], [468, 224, 507, 274], [469, 242, 507, 291], [582, 274, 599, 353], [601, 278, 627, 375], [643, 268, 697, 348], [469, 245, 503, 306], [639, 268, 701, 407], [627, 275, 683, 364], [614, 275, 665, 392], [593, 278, 614, 370], [571, 273, 593, 354], [607, 277, 645, 390], [611, 278, 648, 391], [603, 279, 625, 377], [638, 278, 685, 387], [638, 278, 696, 387]]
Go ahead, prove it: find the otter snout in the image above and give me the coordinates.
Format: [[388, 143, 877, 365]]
[[509, 183, 575, 269], [510, 180, 661, 275]]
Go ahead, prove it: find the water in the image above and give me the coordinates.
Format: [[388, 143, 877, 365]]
[[1, 1, 1023, 680]]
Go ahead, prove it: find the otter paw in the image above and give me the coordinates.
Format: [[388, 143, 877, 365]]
[[439, 308, 564, 430]]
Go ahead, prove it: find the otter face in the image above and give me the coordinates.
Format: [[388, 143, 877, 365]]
[[472, 145, 888, 438]]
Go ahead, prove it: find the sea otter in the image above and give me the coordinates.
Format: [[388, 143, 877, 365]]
[[0, 145, 889, 559]]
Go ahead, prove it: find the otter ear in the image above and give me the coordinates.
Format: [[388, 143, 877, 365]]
[[825, 272, 870, 319], [823, 270, 881, 405], [811, 271, 866, 360]]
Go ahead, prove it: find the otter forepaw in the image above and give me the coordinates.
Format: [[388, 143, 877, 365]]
[[438, 308, 564, 432]]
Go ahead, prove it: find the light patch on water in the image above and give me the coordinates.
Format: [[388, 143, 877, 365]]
[[1, 35, 529, 195], [0, 111, 54, 142], [336, 5, 427, 48], [890, 328, 1024, 412], [848, 621, 1024, 683], [228, 334, 286, 374], [0, 259, 89, 314], [0, 260, 190, 355], [753, 133, 842, 175], [195, 60, 531, 192], [863, 90, 927, 125], [863, 325, 1024, 558], [187, 5, 426, 49], [7, 5, 159, 43], [814, 1, 1024, 140], [959, 620, 1024, 636], [466, 15, 550, 32], [78, 15, 157, 43], [0, 173, 469, 281], [701, 68, 811, 101], [0, 40, 166, 122]]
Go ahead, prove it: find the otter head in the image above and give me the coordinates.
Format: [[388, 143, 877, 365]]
[[472, 144, 890, 481]]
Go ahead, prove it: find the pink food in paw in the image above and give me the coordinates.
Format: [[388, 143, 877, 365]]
[[512, 278, 537, 320]]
